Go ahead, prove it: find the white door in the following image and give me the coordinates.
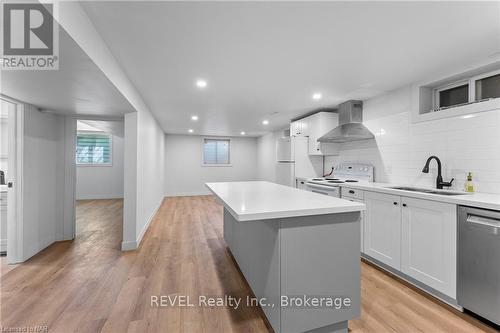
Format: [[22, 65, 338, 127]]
[[364, 191, 402, 269], [401, 197, 457, 298]]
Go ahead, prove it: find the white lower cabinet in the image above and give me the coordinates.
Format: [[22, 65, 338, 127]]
[[343, 197, 364, 253], [363, 191, 402, 270], [359, 188, 458, 299], [341, 188, 365, 253], [401, 197, 457, 298]]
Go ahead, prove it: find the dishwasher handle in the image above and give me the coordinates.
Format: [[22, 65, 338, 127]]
[[466, 214, 500, 229]]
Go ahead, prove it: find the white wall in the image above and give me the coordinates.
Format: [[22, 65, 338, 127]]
[[22, 105, 66, 260], [324, 85, 500, 194], [165, 134, 258, 196], [122, 110, 166, 250], [76, 131, 124, 200]]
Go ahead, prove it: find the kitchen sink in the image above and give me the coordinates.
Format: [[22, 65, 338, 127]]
[[388, 186, 468, 196]]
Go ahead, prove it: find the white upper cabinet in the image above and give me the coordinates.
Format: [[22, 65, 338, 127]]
[[401, 197, 457, 298], [290, 119, 308, 137], [291, 112, 339, 155], [363, 191, 402, 270]]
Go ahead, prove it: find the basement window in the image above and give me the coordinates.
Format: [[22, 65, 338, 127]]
[[427, 69, 500, 113], [475, 72, 500, 101], [203, 138, 231, 166], [435, 82, 469, 109], [76, 132, 112, 166]]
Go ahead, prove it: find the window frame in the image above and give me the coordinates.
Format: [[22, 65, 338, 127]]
[[471, 68, 500, 102], [432, 69, 500, 111], [433, 79, 470, 111], [76, 131, 113, 167], [201, 137, 232, 167]]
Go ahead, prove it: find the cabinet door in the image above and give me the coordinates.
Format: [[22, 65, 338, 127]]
[[307, 112, 339, 156], [345, 197, 365, 253], [291, 120, 306, 136], [363, 191, 402, 269], [401, 197, 457, 298]]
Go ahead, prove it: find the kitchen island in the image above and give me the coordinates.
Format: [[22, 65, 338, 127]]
[[206, 181, 365, 333]]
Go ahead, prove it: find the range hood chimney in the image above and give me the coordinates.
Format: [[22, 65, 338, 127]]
[[317, 100, 374, 143]]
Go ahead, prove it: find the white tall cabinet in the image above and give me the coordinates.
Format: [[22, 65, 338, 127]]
[[363, 191, 402, 270], [401, 197, 457, 298]]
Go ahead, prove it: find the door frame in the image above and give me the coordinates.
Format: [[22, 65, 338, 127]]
[[69, 116, 124, 240], [2, 95, 24, 264]]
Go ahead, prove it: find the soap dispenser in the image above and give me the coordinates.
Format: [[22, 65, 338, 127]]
[[465, 172, 474, 193]]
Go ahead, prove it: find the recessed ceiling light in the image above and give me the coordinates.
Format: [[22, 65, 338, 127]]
[[240, 131, 246, 135], [312, 93, 322, 100], [196, 79, 207, 88], [461, 114, 477, 119], [262, 120, 269, 125], [191, 115, 198, 121], [188, 129, 194, 133]]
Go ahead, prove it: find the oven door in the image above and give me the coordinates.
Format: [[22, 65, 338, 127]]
[[305, 182, 340, 197]]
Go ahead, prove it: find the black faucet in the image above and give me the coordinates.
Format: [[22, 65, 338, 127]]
[[422, 156, 454, 189]]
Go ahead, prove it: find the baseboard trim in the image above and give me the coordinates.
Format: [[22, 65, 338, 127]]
[[121, 240, 137, 251], [76, 194, 124, 200], [136, 197, 163, 248], [0, 239, 6, 252], [165, 191, 211, 197], [121, 196, 164, 252]]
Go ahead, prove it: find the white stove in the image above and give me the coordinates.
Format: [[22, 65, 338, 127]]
[[305, 163, 374, 197]]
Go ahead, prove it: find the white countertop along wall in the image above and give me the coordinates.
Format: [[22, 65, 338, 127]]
[[324, 86, 500, 194], [206, 181, 364, 221], [341, 182, 500, 211]]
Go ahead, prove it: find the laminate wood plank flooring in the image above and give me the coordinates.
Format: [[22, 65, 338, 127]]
[[0, 196, 497, 333]]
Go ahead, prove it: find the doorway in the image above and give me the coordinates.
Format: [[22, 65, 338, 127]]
[[0, 97, 21, 265], [74, 120, 124, 248]]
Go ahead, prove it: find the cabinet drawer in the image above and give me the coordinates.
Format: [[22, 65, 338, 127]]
[[341, 187, 363, 200]]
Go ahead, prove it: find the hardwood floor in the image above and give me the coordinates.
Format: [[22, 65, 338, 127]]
[[0, 196, 497, 333]]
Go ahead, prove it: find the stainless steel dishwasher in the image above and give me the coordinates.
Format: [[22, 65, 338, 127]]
[[458, 206, 500, 326]]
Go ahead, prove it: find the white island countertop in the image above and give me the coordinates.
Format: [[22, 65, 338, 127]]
[[206, 181, 365, 221]]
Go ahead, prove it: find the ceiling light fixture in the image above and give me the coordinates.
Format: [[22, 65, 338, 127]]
[[191, 115, 198, 121], [240, 131, 246, 135], [262, 120, 269, 125], [196, 79, 207, 88], [312, 93, 322, 100], [461, 114, 477, 119], [188, 129, 194, 133]]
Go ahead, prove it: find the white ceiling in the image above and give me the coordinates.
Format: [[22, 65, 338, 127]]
[[80, 1, 500, 137], [1, 27, 135, 117]]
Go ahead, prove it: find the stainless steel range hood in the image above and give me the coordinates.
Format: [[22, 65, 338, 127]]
[[317, 100, 374, 143]]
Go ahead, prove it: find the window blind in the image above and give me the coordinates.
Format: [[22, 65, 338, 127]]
[[203, 139, 230, 165], [76, 133, 112, 165]]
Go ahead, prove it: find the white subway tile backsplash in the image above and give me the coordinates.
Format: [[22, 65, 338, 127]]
[[324, 86, 500, 194]]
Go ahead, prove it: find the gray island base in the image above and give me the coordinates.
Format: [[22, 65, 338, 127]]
[[206, 181, 364, 333]]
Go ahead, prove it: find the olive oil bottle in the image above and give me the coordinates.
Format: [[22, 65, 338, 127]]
[[465, 172, 474, 193]]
